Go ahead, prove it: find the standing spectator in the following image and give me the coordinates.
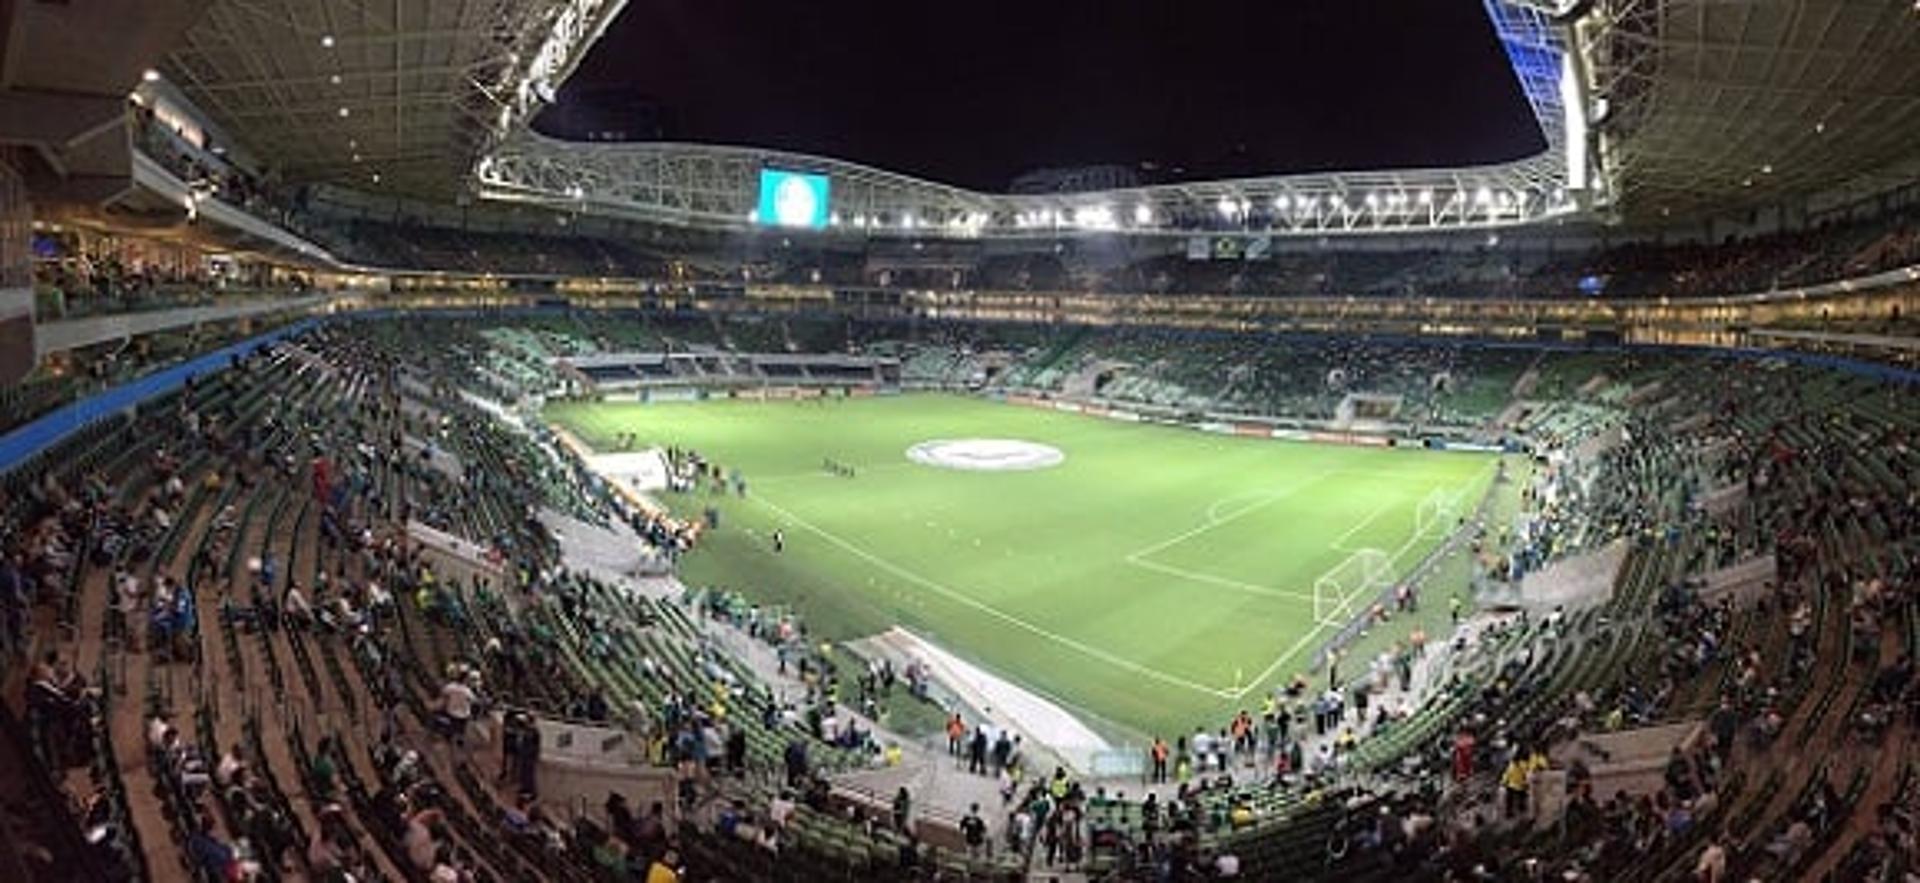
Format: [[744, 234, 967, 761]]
[[440, 676, 476, 747], [961, 803, 987, 858]]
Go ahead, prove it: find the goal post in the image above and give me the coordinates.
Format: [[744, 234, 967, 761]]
[[1313, 547, 1392, 626], [1415, 486, 1463, 540]]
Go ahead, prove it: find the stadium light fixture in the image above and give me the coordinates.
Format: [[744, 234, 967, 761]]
[[1474, 186, 1492, 206], [1419, 189, 1433, 205], [1216, 196, 1236, 218], [829, 212, 841, 227], [1273, 195, 1289, 211], [337, 106, 351, 118], [1364, 192, 1379, 208], [142, 69, 161, 82], [1133, 204, 1152, 225], [902, 213, 916, 230], [330, 74, 343, 85], [321, 34, 336, 48]]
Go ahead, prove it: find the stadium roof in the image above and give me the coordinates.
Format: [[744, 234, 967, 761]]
[[478, 0, 1590, 238], [538, 0, 1544, 193], [149, 0, 1920, 233], [156, 0, 627, 196], [1588, 0, 1920, 219]]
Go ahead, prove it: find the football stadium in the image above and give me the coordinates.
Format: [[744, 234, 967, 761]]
[[0, 1, 1918, 881]]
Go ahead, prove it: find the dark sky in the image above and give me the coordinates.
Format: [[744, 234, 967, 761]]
[[541, 0, 1545, 192]]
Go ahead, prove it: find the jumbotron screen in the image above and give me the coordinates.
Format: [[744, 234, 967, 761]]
[[756, 168, 831, 229]]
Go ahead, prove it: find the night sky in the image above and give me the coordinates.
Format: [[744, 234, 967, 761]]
[[540, 0, 1545, 193]]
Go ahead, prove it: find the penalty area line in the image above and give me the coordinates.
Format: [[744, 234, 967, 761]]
[[750, 494, 1239, 700], [1126, 556, 1317, 603]]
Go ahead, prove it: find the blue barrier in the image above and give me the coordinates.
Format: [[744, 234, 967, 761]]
[[0, 319, 319, 476]]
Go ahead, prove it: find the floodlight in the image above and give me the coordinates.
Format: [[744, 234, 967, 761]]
[[1474, 186, 1492, 206], [1418, 189, 1433, 205], [321, 35, 336, 48], [142, 69, 161, 82], [1133, 204, 1152, 225], [1216, 196, 1235, 217]]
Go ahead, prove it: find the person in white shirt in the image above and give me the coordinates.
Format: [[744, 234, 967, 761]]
[[147, 716, 171, 752], [114, 571, 144, 649], [216, 744, 247, 786], [1695, 836, 1727, 882], [441, 679, 476, 745], [767, 792, 796, 829], [284, 584, 311, 628]]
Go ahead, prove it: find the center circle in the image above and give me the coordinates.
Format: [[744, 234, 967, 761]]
[[906, 438, 1065, 472]]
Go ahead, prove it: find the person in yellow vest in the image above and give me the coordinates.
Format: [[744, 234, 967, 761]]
[[1049, 767, 1070, 801], [884, 743, 902, 767], [644, 848, 682, 883], [1501, 745, 1547, 818]]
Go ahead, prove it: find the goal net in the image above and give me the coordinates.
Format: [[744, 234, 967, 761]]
[[1415, 486, 1464, 540], [1313, 548, 1392, 626]]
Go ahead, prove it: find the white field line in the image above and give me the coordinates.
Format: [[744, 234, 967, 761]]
[[1327, 500, 1397, 554], [1229, 619, 1335, 700], [1230, 464, 1501, 700], [1126, 556, 1318, 603], [751, 494, 1239, 699], [1126, 491, 1298, 562]]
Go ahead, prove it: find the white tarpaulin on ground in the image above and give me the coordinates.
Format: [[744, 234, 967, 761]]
[[590, 448, 673, 495]]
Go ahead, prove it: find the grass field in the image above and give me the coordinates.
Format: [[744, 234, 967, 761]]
[[545, 394, 1496, 738]]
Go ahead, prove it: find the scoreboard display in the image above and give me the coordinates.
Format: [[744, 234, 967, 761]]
[[756, 168, 831, 229]]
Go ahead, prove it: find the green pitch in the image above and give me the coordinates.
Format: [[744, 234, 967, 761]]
[[545, 394, 1495, 737]]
